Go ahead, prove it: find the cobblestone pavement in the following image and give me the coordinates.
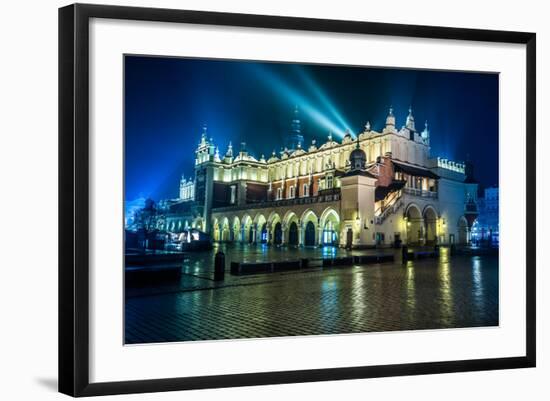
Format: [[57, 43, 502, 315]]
[[125, 248, 499, 344]]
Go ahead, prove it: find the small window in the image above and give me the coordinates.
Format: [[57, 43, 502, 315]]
[[327, 175, 333, 189], [276, 187, 283, 200], [230, 185, 236, 204], [303, 183, 309, 197], [288, 186, 295, 199]]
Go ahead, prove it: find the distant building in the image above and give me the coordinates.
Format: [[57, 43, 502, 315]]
[[147, 106, 480, 247], [471, 187, 499, 245]]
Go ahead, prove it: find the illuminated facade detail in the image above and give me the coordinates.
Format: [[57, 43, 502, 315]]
[[179, 175, 195, 201], [158, 106, 479, 247]]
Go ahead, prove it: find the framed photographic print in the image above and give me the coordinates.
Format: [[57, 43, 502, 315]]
[[58, 3, 536, 397]]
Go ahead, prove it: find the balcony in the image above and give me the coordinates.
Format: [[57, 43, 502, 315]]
[[213, 188, 341, 213], [403, 187, 438, 199]]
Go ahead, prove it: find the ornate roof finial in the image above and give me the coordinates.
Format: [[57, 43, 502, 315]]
[[328, 132, 333, 142], [405, 106, 415, 131], [385, 106, 396, 128], [226, 141, 233, 157], [365, 121, 371, 131]]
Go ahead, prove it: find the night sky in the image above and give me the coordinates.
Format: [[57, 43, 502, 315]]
[[124, 56, 499, 202]]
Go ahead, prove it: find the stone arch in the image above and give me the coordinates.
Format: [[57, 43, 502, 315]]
[[267, 212, 282, 245], [253, 213, 267, 243], [405, 203, 423, 245], [241, 214, 253, 243], [193, 217, 204, 232], [267, 211, 282, 225], [422, 205, 439, 244], [231, 216, 240, 242], [211, 217, 221, 242], [220, 217, 230, 242], [283, 211, 300, 246], [320, 207, 340, 246], [282, 210, 298, 226], [300, 209, 319, 246]]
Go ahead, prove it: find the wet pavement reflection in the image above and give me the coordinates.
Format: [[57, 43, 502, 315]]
[[125, 244, 499, 344]]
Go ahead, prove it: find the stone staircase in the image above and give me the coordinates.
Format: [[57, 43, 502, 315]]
[[375, 191, 404, 225]]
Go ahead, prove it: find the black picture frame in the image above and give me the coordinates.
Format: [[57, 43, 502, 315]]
[[59, 3, 536, 397]]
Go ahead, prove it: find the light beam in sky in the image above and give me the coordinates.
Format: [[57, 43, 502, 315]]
[[248, 64, 349, 138]]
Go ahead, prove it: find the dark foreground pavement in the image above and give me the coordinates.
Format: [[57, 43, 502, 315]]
[[125, 247, 498, 344]]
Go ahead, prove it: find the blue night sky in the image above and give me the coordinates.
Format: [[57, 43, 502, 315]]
[[124, 55, 499, 202]]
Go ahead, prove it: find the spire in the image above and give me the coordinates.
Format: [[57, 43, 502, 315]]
[[365, 121, 371, 131], [309, 138, 317, 152], [226, 141, 233, 157], [422, 120, 429, 138], [405, 106, 416, 131], [200, 124, 208, 145], [385, 106, 395, 128], [328, 131, 333, 142], [287, 104, 304, 150]]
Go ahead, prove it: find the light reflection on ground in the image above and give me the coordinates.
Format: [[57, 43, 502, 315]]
[[125, 244, 499, 344]]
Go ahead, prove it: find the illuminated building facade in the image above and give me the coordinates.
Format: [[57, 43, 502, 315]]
[[471, 187, 499, 245], [155, 107, 479, 247]]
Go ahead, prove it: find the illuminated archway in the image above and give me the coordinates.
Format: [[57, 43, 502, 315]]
[[231, 216, 240, 242], [423, 205, 438, 244], [241, 214, 253, 243], [253, 214, 267, 244], [405, 203, 423, 245], [283, 211, 299, 245], [193, 217, 204, 232], [220, 217, 230, 242], [267, 212, 282, 245], [288, 221, 299, 246], [320, 207, 340, 246], [211, 218, 220, 242], [300, 209, 319, 246]]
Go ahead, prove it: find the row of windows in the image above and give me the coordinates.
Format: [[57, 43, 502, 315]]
[[273, 175, 338, 200], [275, 183, 311, 200]]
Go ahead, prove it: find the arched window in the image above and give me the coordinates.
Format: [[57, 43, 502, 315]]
[[303, 183, 309, 197], [276, 187, 283, 200], [288, 186, 295, 199]]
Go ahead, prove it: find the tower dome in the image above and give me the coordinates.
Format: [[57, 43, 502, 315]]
[[349, 137, 366, 171]]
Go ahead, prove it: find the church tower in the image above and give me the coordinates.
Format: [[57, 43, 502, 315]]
[[286, 105, 304, 150]]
